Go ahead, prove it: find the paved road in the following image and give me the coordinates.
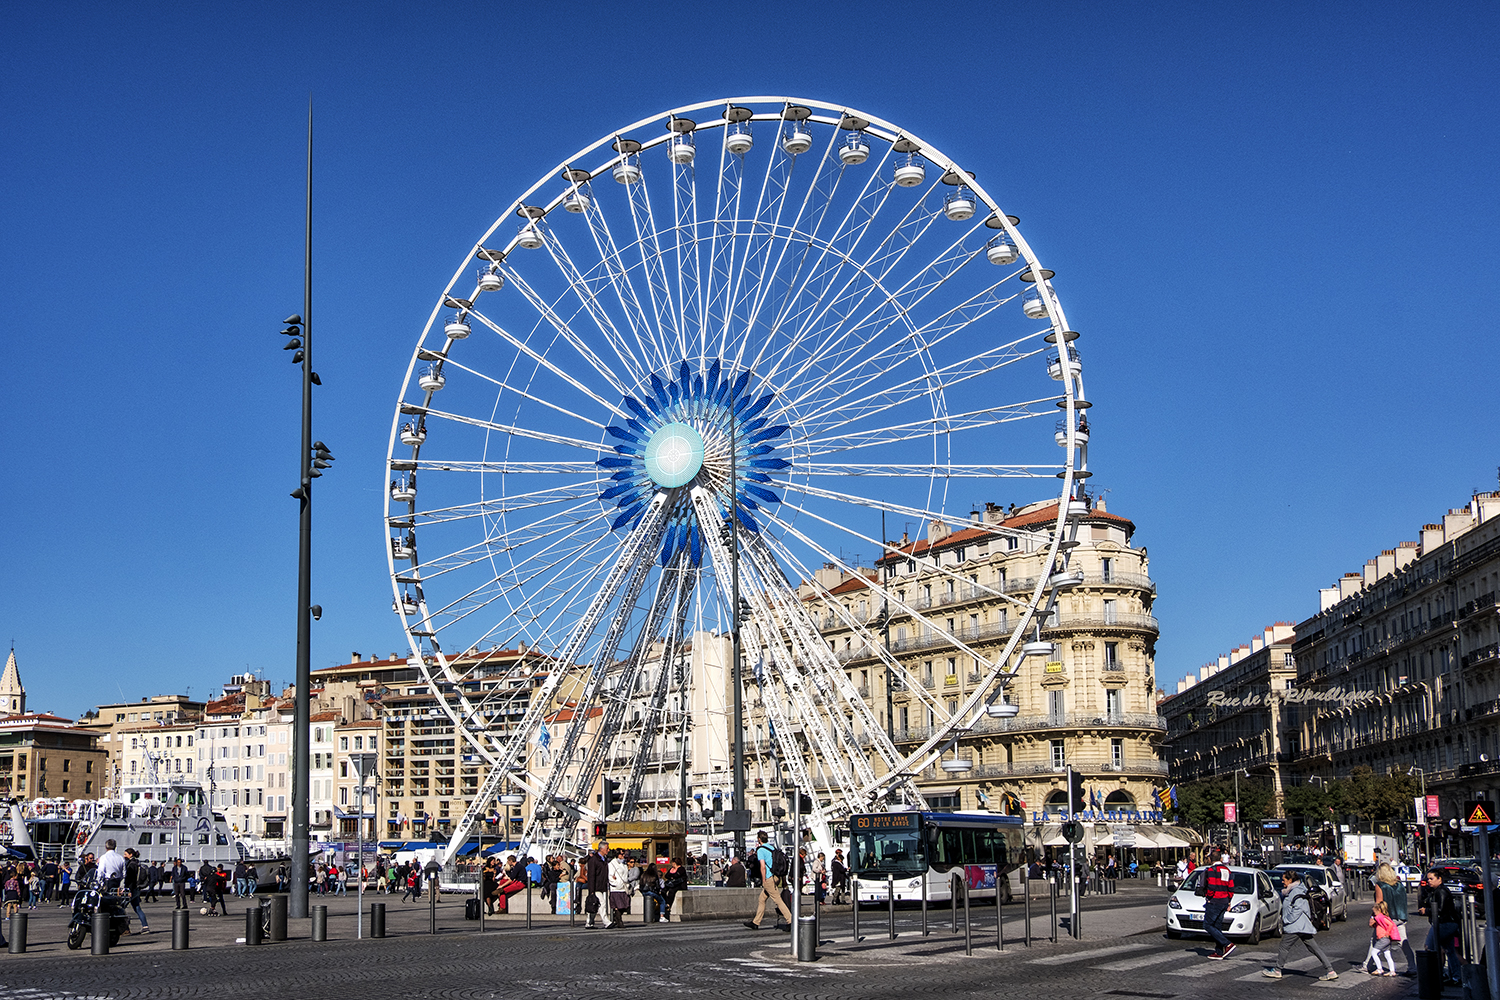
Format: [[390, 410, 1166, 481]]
[[0, 885, 1435, 999]]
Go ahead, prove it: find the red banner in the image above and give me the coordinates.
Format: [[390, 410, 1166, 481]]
[[1224, 802, 1237, 823]]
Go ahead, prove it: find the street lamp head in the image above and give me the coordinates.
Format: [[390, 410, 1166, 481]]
[[309, 605, 322, 621], [284, 315, 303, 326]]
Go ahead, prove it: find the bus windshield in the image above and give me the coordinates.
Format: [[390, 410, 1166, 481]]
[[851, 828, 923, 875]]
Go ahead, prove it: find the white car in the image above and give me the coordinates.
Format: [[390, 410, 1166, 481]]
[[1270, 864, 1349, 924], [1167, 866, 1284, 944]]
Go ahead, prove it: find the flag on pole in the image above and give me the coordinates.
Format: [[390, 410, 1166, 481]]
[[1089, 787, 1102, 810], [1157, 786, 1172, 811]]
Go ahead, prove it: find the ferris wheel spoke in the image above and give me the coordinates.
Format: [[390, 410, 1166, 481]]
[[798, 462, 1061, 478], [780, 270, 1024, 417], [789, 339, 1051, 440], [412, 404, 605, 454], [409, 482, 600, 528], [406, 460, 597, 475], [533, 226, 655, 388], [796, 405, 1057, 458], [618, 164, 682, 358], [458, 289, 632, 411], [750, 528, 953, 725], [705, 139, 749, 365], [574, 186, 675, 377]]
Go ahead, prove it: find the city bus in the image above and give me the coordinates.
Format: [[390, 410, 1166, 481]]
[[848, 810, 1025, 905]]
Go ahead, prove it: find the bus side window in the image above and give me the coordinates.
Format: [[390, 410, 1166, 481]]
[[941, 829, 963, 866]]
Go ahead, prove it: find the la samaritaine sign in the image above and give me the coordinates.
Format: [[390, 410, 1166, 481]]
[[1032, 807, 1167, 824]]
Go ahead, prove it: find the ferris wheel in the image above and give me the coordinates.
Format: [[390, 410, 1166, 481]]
[[385, 97, 1089, 858]]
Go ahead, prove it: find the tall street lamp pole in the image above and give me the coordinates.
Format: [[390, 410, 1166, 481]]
[[283, 100, 334, 920], [1410, 765, 1429, 865]]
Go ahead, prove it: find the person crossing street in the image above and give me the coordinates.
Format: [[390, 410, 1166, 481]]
[[1200, 854, 1236, 961]]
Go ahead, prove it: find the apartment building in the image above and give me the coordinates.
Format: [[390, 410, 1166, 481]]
[[1160, 624, 1298, 815], [1292, 491, 1500, 843], [783, 495, 1165, 821]]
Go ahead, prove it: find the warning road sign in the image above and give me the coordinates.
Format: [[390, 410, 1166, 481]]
[[1465, 800, 1495, 825]]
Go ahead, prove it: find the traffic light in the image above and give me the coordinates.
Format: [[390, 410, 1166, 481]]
[[592, 821, 608, 838], [1068, 769, 1085, 814], [602, 778, 622, 817]]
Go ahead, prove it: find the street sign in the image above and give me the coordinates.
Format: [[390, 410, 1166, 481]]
[[1112, 825, 1136, 848], [1415, 796, 1427, 821], [1466, 800, 1496, 826], [1261, 819, 1286, 835]]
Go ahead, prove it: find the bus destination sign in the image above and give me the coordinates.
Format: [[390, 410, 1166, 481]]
[[851, 813, 918, 831]]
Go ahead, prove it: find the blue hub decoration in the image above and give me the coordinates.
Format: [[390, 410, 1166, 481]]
[[596, 359, 792, 566]]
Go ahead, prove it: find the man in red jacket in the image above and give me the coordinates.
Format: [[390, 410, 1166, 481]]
[[1201, 853, 1237, 960]]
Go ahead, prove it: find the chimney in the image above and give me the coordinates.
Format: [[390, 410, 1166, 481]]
[[1444, 508, 1474, 541], [1376, 550, 1396, 579], [1362, 559, 1379, 587], [351, 652, 362, 663], [1218, 654, 1230, 671], [1338, 573, 1362, 600], [928, 519, 951, 544], [1420, 524, 1444, 554], [1251, 634, 1264, 653], [1271, 622, 1295, 643], [1477, 492, 1500, 523], [1095, 497, 1107, 513], [1320, 587, 1340, 612]]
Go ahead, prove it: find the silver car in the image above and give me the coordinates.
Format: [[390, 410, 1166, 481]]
[[1270, 864, 1349, 924]]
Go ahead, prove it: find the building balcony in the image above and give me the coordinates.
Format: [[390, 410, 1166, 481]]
[[883, 711, 1166, 744], [1463, 643, 1500, 670], [915, 758, 1167, 780], [1041, 612, 1159, 636]]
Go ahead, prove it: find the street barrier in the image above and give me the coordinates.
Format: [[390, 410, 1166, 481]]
[[8, 912, 25, 954], [246, 906, 263, 946], [852, 881, 860, 942], [172, 908, 189, 950], [887, 874, 896, 940], [312, 904, 327, 942], [90, 912, 109, 955], [370, 901, 386, 938]]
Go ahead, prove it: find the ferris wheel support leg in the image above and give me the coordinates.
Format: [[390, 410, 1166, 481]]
[[440, 493, 671, 864]]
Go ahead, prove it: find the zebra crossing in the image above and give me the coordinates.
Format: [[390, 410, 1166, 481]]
[[1026, 942, 1383, 990]]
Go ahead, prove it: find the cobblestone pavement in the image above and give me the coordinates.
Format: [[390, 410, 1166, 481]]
[[0, 885, 1432, 1000]]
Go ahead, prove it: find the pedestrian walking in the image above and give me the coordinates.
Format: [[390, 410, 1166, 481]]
[[829, 849, 846, 902], [606, 850, 630, 928], [171, 858, 189, 909], [1373, 862, 1414, 975], [1263, 870, 1338, 981], [1417, 870, 1461, 984], [122, 848, 151, 933], [743, 831, 793, 932], [1200, 854, 1237, 961], [581, 840, 610, 929], [1361, 901, 1398, 976]]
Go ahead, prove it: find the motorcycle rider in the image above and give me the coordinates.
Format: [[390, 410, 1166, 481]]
[[96, 840, 126, 889]]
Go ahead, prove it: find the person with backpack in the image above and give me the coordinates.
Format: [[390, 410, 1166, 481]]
[[1263, 870, 1339, 981], [743, 831, 793, 932]]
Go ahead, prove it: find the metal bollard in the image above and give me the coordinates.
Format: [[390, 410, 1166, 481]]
[[268, 894, 287, 941], [1023, 867, 1032, 947], [796, 915, 818, 961], [963, 879, 972, 957], [312, 904, 327, 942], [246, 906, 263, 945], [997, 883, 1005, 952], [852, 881, 860, 941], [429, 877, 438, 935], [1049, 877, 1058, 942], [645, 894, 658, 923], [371, 901, 386, 938], [922, 872, 929, 936], [887, 874, 896, 940], [172, 908, 189, 950], [7, 912, 24, 953], [952, 872, 961, 933], [91, 911, 110, 955], [526, 880, 532, 930]]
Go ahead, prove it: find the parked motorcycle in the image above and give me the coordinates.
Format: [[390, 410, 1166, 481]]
[[66, 877, 130, 950]]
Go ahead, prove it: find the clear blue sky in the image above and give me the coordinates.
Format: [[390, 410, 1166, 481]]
[[4, 1, 1497, 716]]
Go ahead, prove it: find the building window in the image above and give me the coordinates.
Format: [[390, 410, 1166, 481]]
[[62, 780, 69, 793], [1103, 599, 1117, 625], [1107, 688, 1123, 720], [946, 657, 956, 676], [1104, 642, 1119, 670], [340, 737, 348, 751], [1100, 557, 1112, 582], [354, 736, 363, 750], [1050, 740, 1065, 769], [85, 760, 93, 773], [1048, 690, 1065, 724], [1111, 738, 1123, 768]]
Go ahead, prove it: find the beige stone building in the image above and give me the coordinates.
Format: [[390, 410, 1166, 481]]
[[774, 496, 1165, 822], [76, 693, 204, 795]]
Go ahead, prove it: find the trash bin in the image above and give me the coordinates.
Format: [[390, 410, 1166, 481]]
[[1417, 950, 1442, 1000], [796, 915, 818, 961]]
